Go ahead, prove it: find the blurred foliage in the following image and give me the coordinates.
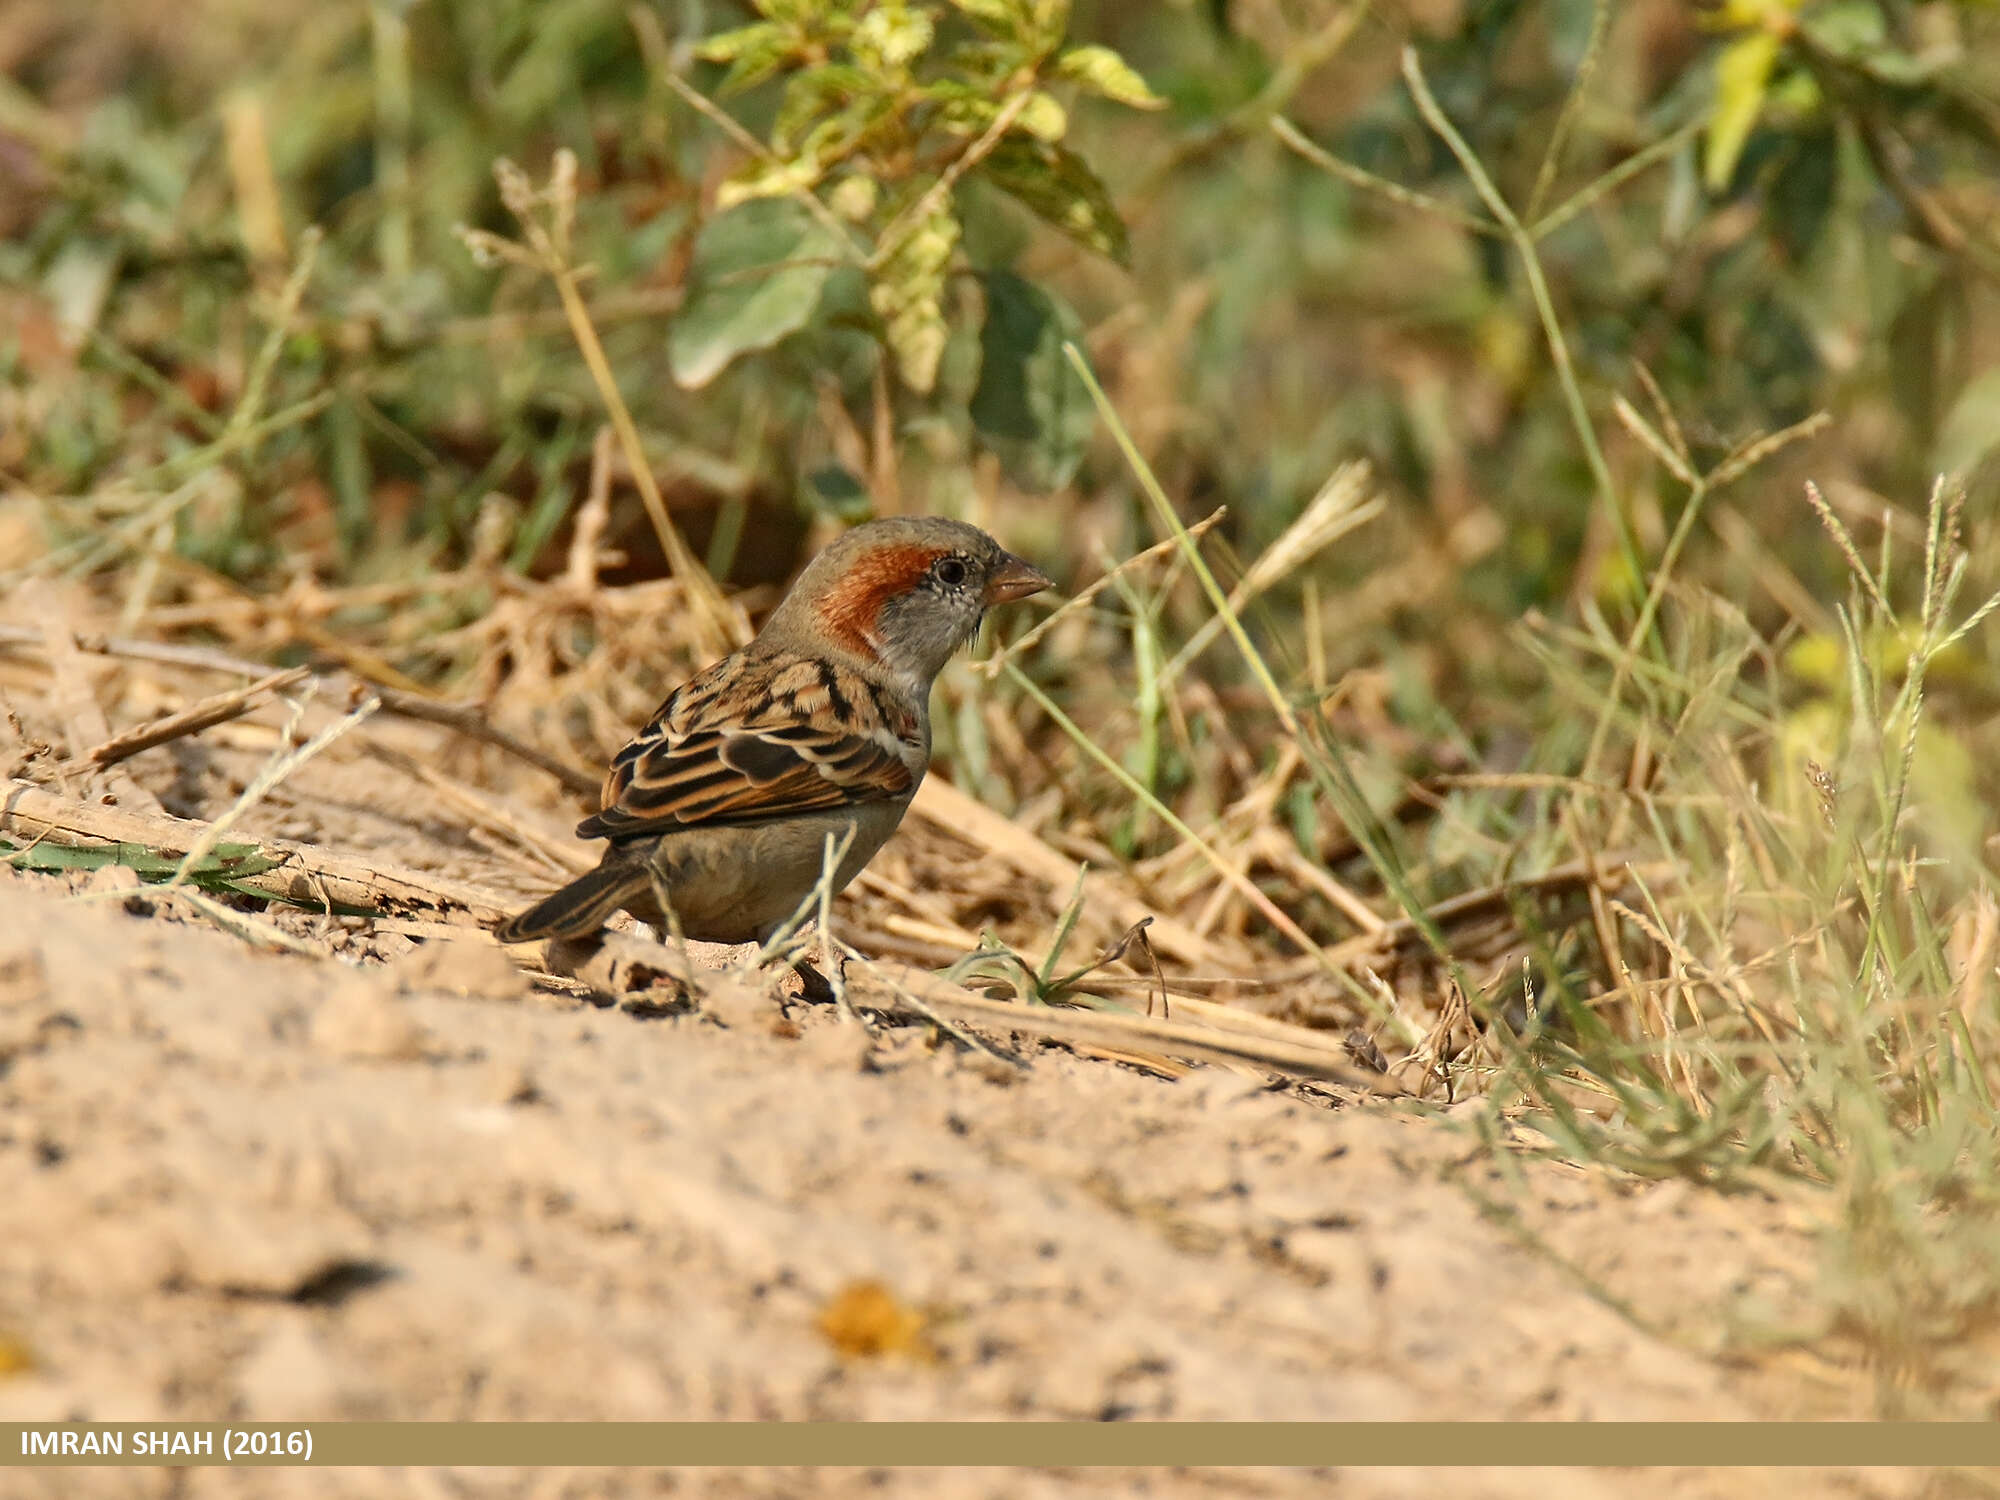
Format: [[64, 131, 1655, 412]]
[[5, 0, 2000, 777]]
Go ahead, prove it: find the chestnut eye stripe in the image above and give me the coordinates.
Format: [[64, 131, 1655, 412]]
[[813, 543, 955, 650]]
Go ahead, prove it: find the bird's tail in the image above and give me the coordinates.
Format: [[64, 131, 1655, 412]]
[[493, 856, 648, 944]]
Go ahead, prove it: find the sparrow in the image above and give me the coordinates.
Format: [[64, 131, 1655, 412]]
[[495, 516, 1051, 947]]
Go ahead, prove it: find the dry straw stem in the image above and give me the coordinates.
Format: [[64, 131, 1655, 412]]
[[907, 776, 1211, 966], [1, 780, 517, 923], [31, 602, 164, 817], [853, 961, 1404, 1092], [462, 153, 746, 659], [79, 666, 311, 769], [1162, 462, 1381, 686], [1268, 118, 1499, 237], [1061, 344, 1299, 735], [978, 506, 1230, 679], [1582, 409, 1831, 782], [361, 741, 594, 877], [1318, 855, 1674, 968], [1004, 659, 1332, 963]]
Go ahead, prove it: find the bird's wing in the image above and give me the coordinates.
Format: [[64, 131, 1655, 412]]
[[576, 651, 922, 842]]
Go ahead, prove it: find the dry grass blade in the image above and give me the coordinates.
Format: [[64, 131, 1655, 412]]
[[166, 694, 380, 889], [363, 741, 594, 876], [1162, 463, 1381, 683], [854, 961, 1405, 1091], [978, 506, 1230, 679], [908, 777, 1212, 966], [369, 686, 601, 798]]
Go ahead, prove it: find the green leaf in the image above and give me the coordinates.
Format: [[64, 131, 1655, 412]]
[[773, 65, 875, 155], [669, 200, 844, 389], [1705, 31, 1781, 193], [1935, 367, 2000, 482], [803, 463, 874, 521], [1056, 45, 1164, 109], [970, 271, 1093, 491], [1768, 126, 1836, 262], [978, 134, 1129, 264], [4, 839, 283, 890]]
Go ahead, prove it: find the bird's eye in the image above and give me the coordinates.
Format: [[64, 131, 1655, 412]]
[[935, 557, 968, 587]]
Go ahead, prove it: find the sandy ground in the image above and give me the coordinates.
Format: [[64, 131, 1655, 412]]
[[0, 860, 1952, 1499], [0, 624, 1969, 1500]]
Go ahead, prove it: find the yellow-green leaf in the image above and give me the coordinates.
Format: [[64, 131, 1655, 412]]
[[1705, 31, 1781, 192], [870, 191, 960, 393], [717, 157, 825, 209], [1056, 45, 1164, 109], [1017, 91, 1068, 142], [947, 0, 1028, 37], [695, 21, 784, 63], [853, 3, 934, 71]]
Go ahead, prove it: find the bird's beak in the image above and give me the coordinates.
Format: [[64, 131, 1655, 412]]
[[983, 553, 1053, 606]]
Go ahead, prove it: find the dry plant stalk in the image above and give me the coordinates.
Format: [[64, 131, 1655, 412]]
[[2, 780, 517, 923]]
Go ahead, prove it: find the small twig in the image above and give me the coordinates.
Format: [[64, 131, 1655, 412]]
[[869, 90, 1033, 273], [80, 667, 311, 769], [1527, 120, 1702, 243], [0, 623, 605, 801], [651, 62, 864, 262], [1524, 0, 1610, 223], [832, 933, 1018, 1068], [1400, 46, 1638, 590]]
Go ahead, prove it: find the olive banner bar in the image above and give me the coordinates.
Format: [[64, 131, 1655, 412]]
[[4, 1423, 1998, 1467]]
